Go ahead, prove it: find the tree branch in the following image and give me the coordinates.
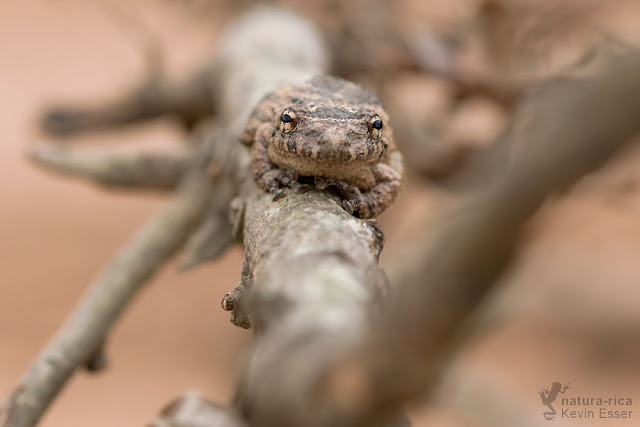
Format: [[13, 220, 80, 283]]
[[29, 145, 190, 191], [41, 66, 216, 136], [0, 171, 212, 427], [234, 52, 640, 427], [231, 181, 408, 427]]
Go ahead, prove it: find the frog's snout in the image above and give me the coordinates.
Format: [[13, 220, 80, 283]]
[[317, 132, 350, 147]]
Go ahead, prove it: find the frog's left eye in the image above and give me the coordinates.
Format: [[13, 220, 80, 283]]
[[279, 109, 297, 133], [368, 115, 383, 139]]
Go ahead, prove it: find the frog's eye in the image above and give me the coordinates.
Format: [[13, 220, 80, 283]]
[[279, 109, 297, 133], [368, 115, 383, 139]]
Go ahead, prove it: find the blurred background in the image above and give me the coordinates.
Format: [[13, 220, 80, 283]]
[[2, 1, 640, 426]]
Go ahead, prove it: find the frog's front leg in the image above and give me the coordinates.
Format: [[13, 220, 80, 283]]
[[356, 162, 402, 218], [251, 123, 297, 200], [314, 157, 402, 219], [347, 153, 403, 219]]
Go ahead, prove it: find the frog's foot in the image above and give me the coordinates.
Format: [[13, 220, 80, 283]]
[[263, 168, 298, 200], [314, 177, 363, 215], [342, 198, 361, 216], [313, 176, 335, 190], [293, 182, 313, 194]]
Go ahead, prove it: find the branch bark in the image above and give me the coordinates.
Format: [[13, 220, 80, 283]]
[[230, 182, 410, 427]]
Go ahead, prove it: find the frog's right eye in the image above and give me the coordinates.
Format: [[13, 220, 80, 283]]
[[279, 109, 297, 133]]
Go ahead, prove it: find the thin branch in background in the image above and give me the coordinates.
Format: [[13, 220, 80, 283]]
[[40, 66, 216, 137], [29, 145, 191, 191], [404, 31, 521, 107], [0, 171, 212, 427]]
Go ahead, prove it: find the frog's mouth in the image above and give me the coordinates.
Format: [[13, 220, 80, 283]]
[[317, 139, 385, 163], [273, 134, 384, 163]]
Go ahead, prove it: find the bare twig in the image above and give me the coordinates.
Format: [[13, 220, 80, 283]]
[[405, 32, 521, 107], [41, 66, 216, 136], [179, 208, 234, 270], [179, 130, 242, 270], [30, 145, 190, 191], [0, 171, 212, 427]]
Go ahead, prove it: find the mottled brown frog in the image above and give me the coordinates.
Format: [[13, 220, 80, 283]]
[[241, 75, 404, 218]]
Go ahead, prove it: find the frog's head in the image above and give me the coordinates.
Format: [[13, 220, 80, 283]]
[[270, 76, 392, 165]]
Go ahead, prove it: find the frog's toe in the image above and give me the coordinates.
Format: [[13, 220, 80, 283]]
[[342, 199, 355, 215], [274, 169, 298, 187], [334, 181, 362, 200], [342, 196, 365, 216], [272, 188, 284, 200], [314, 176, 332, 190], [293, 182, 312, 194], [275, 176, 289, 187]]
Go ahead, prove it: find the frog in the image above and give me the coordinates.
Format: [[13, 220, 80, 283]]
[[241, 75, 404, 218]]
